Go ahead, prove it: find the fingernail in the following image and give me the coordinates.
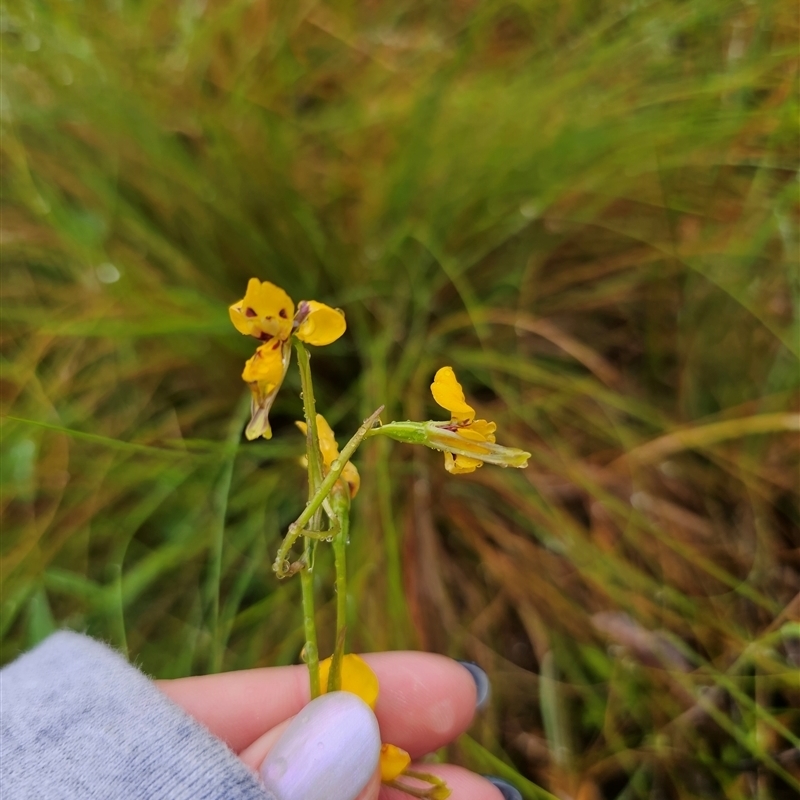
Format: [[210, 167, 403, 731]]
[[484, 775, 523, 800], [458, 660, 491, 710], [260, 692, 380, 800]]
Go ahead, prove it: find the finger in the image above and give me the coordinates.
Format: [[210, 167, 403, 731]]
[[362, 653, 479, 758], [241, 715, 383, 800], [157, 652, 480, 756], [243, 692, 382, 800], [241, 718, 506, 800], [239, 717, 291, 771], [355, 770, 382, 800], [380, 764, 509, 800], [157, 664, 307, 753]]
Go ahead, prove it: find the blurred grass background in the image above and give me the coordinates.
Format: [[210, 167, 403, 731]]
[[2, 0, 799, 797]]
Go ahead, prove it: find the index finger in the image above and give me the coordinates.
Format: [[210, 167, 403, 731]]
[[157, 652, 480, 757]]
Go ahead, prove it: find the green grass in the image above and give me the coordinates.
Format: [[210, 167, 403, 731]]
[[2, 1, 798, 797]]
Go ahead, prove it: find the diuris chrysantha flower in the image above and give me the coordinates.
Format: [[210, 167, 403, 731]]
[[230, 279, 346, 440], [296, 414, 360, 499], [429, 366, 503, 474], [317, 654, 413, 784], [371, 366, 531, 473]]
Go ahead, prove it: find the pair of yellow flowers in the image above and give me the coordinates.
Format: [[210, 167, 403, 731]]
[[230, 278, 530, 476]]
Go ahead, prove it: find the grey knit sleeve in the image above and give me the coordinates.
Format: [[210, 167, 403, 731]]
[[0, 631, 268, 800]]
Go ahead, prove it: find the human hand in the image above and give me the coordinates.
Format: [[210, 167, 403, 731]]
[[157, 652, 520, 800]]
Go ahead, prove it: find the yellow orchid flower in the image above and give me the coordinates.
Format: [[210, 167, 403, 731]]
[[317, 654, 412, 784], [429, 366, 499, 474], [296, 414, 360, 499], [230, 279, 346, 440], [371, 366, 531, 474]]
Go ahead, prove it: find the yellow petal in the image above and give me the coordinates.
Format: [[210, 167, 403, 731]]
[[337, 653, 379, 708], [231, 278, 294, 340], [295, 301, 346, 346], [318, 653, 379, 708], [314, 414, 341, 465], [431, 367, 475, 424], [242, 341, 288, 385], [380, 743, 411, 783], [317, 656, 332, 694], [229, 303, 261, 337], [297, 417, 359, 496], [466, 419, 497, 443], [245, 279, 295, 334], [342, 461, 360, 498], [444, 452, 482, 474], [242, 340, 292, 440], [295, 417, 338, 468], [455, 427, 493, 453]]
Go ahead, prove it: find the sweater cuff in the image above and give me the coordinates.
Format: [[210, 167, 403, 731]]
[[0, 631, 268, 800]]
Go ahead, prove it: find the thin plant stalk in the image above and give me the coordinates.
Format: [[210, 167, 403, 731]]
[[328, 490, 349, 692], [299, 567, 319, 697], [333, 501, 348, 658], [294, 340, 325, 492], [294, 338, 325, 699]]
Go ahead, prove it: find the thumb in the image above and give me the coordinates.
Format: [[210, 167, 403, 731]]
[[251, 692, 382, 800]]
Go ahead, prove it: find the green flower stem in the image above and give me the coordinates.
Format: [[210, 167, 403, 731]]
[[294, 338, 325, 699], [299, 566, 319, 697], [294, 339, 325, 493], [333, 503, 349, 649], [365, 420, 428, 444], [273, 404, 384, 577], [328, 489, 350, 692]]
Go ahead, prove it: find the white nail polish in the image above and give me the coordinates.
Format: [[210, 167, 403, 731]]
[[260, 692, 380, 800]]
